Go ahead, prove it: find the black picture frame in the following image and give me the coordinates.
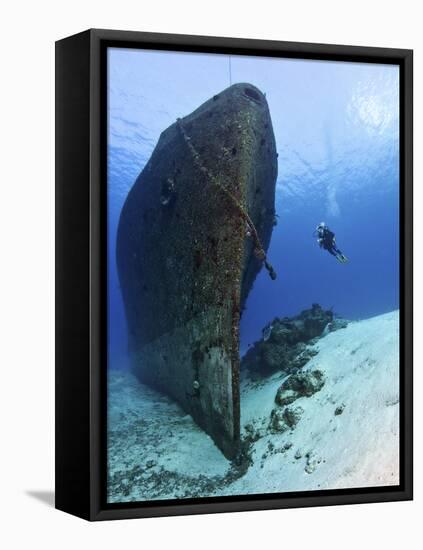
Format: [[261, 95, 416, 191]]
[[55, 28, 413, 521]]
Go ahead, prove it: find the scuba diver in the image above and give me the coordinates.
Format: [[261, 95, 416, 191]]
[[315, 222, 348, 263]]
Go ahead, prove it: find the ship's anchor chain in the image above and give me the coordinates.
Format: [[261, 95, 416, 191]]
[[176, 118, 277, 281]]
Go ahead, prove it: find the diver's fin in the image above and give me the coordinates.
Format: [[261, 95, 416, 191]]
[[339, 255, 349, 263]]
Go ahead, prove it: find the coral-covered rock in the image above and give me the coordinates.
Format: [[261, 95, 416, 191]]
[[261, 343, 289, 371], [269, 409, 287, 432], [242, 304, 343, 376], [283, 405, 304, 428], [275, 388, 298, 407], [275, 369, 325, 406], [269, 405, 304, 433]]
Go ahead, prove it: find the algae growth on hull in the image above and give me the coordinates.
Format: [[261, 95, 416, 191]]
[[107, 310, 399, 502], [117, 83, 278, 458]]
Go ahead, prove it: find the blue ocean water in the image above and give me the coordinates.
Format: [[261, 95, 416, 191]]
[[107, 48, 399, 367]]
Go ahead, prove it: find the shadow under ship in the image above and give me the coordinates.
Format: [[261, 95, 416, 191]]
[[117, 83, 278, 459]]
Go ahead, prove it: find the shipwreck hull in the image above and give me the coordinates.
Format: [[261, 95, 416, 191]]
[[117, 83, 278, 458]]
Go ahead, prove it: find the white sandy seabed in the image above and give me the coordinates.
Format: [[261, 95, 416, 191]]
[[107, 310, 400, 503]]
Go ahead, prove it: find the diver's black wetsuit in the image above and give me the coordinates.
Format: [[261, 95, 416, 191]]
[[320, 228, 343, 258]]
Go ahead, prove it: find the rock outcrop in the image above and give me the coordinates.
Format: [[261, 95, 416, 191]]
[[269, 405, 304, 433], [242, 304, 346, 375], [275, 369, 326, 406]]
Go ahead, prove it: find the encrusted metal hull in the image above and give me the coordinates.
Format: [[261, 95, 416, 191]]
[[117, 83, 277, 458]]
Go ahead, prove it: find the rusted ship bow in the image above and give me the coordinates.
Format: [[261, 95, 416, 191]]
[[117, 83, 278, 459]]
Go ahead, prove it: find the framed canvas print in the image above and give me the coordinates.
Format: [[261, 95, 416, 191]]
[[55, 29, 413, 521]]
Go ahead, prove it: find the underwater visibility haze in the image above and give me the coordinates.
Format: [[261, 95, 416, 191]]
[[107, 48, 400, 503]]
